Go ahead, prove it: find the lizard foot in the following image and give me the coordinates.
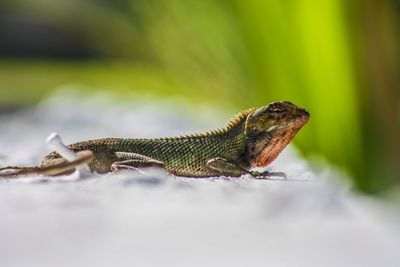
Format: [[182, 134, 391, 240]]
[[250, 170, 287, 179]]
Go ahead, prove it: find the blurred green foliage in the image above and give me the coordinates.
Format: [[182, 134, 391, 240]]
[[0, 0, 399, 193]]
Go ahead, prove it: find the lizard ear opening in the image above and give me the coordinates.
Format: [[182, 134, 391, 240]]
[[227, 108, 256, 131], [245, 113, 262, 135]]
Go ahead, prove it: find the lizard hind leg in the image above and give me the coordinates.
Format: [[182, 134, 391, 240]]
[[39, 150, 94, 176], [111, 152, 165, 173]]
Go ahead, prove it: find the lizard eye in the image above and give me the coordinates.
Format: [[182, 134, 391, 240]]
[[252, 126, 258, 131], [272, 109, 286, 113]]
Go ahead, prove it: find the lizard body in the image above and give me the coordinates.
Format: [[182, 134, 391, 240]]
[[1, 101, 309, 178]]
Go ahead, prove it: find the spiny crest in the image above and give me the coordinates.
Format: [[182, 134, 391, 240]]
[[162, 107, 256, 140], [226, 108, 256, 130], [172, 128, 226, 139]]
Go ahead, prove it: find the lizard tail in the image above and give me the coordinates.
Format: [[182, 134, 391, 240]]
[[0, 150, 94, 178], [0, 166, 42, 177], [0, 166, 38, 171]]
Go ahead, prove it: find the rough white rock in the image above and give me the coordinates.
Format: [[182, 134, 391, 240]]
[[0, 91, 399, 267]]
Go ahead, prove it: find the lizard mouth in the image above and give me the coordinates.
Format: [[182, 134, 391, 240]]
[[299, 109, 310, 123], [251, 111, 309, 168]]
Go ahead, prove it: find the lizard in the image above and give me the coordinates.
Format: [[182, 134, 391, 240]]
[[0, 101, 309, 178]]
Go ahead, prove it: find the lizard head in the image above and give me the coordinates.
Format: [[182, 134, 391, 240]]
[[244, 101, 309, 168]]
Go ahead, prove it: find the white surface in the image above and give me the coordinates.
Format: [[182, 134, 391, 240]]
[[0, 92, 399, 267]]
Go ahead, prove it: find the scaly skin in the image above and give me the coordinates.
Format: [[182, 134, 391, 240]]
[[43, 101, 309, 177], [1, 101, 309, 178]]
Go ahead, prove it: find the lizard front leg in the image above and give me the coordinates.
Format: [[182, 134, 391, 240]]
[[206, 157, 252, 177], [111, 152, 165, 172], [250, 170, 287, 179], [206, 157, 286, 179]]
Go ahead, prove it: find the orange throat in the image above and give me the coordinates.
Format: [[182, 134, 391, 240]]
[[251, 130, 297, 168]]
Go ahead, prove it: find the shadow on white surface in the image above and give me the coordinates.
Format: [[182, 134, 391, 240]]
[[0, 91, 399, 267]]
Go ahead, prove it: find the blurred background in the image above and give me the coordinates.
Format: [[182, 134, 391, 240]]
[[0, 0, 399, 194]]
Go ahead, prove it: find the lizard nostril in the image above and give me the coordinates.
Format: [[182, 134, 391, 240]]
[[297, 108, 309, 117]]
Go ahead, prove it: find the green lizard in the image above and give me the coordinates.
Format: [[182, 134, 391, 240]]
[[0, 101, 309, 178]]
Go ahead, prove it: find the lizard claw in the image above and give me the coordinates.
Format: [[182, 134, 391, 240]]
[[250, 170, 287, 179]]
